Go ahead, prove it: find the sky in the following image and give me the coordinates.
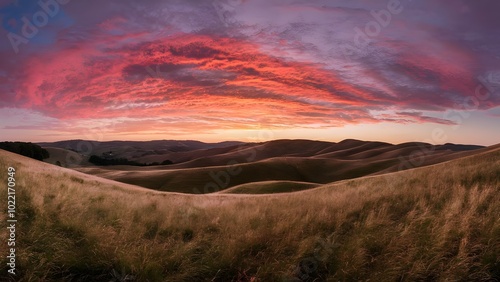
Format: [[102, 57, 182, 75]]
[[0, 0, 499, 145]]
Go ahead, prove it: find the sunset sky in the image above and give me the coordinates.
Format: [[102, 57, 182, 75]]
[[0, 0, 499, 145]]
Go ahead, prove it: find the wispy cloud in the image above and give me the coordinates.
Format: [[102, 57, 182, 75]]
[[0, 0, 498, 142]]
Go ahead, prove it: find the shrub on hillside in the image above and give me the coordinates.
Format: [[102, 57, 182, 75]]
[[88, 155, 173, 166], [0, 142, 50, 161]]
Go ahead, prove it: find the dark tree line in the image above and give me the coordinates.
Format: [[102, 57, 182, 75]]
[[0, 142, 50, 161], [88, 155, 172, 166]]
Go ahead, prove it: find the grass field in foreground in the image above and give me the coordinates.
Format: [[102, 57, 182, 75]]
[[0, 146, 499, 281]]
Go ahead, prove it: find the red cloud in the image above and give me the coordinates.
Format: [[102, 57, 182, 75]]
[[9, 32, 466, 132]]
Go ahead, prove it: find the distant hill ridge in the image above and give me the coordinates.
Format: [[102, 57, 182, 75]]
[[38, 138, 488, 194], [37, 139, 244, 153], [37, 138, 484, 164]]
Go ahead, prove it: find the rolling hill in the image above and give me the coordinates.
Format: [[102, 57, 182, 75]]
[[66, 139, 487, 193], [43, 147, 92, 168], [0, 144, 499, 281], [221, 180, 320, 194], [37, 139, 243, 163], [39, 139, 484, 169]]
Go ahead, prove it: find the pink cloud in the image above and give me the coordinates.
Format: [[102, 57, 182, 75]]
[[7, 31, 476, 132]]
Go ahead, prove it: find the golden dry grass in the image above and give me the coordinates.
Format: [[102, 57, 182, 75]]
[[220, 181, 319, 194], [70, 140, 486, 194], [43, 147, 91, 168], [0, 146, 499, 281]]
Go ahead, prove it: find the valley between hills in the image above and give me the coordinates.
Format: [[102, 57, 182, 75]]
[[0, 139, 498, 281]]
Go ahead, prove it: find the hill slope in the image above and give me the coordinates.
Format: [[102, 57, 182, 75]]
[[73, 140, 487, 193], [43, 147, 92, 168], [0, 145, 499, 281], [40, 139, 484, 169], [221, 180, 320, 194]]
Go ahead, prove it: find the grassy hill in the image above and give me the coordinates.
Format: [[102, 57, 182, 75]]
[[75, 157, 402, 193], [37, 140, 244, 164], [0, 145, 499, 281], [43, 147, 91, 168], [40, 139, 484, 169], [221, 180, 320, 194], [73, 139, 487, 194]]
